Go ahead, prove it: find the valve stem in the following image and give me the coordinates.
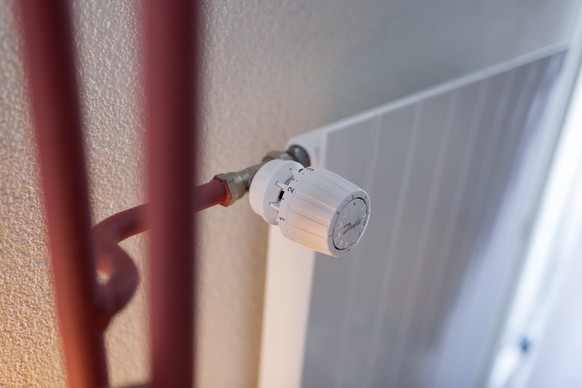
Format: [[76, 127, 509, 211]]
[[215, 145, 310, 206]]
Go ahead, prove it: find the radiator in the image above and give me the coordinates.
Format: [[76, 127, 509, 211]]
[[259, 45, 573, 388]]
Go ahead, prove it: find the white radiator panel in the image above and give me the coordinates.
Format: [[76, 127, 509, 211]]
[[259, 47, 569, 388]]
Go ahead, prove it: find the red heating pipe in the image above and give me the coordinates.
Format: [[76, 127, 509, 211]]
[[19, 1, 108, 386], [144, 0, 202, 386]]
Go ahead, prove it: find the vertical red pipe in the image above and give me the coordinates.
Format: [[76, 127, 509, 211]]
[[145, 0, 200, 386], [19, 1, 108, 387]]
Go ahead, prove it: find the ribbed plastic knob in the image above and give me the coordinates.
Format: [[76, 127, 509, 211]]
[[249, 159, 371, 257]]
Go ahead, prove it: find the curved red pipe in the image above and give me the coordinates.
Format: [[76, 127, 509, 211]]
[[93, 178, 230, 330], [93, 205, 145, 331]]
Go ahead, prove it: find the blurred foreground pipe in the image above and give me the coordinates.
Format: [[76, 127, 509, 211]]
[[145, 0, 201, 386], [19, 1, 108, 386]]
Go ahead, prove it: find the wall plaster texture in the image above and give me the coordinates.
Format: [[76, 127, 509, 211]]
[[0, 0, 579, 386]]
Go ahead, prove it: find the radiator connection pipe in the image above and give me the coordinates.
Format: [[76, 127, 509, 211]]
[[93, 145, 308, 329], [93, 149, 306, 329], [19, 1, 109, 386]]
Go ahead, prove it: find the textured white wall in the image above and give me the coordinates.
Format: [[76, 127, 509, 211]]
[[0, 0, 579, 386]]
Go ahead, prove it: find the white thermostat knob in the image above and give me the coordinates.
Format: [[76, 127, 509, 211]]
[[249, 159, 371, 257]]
